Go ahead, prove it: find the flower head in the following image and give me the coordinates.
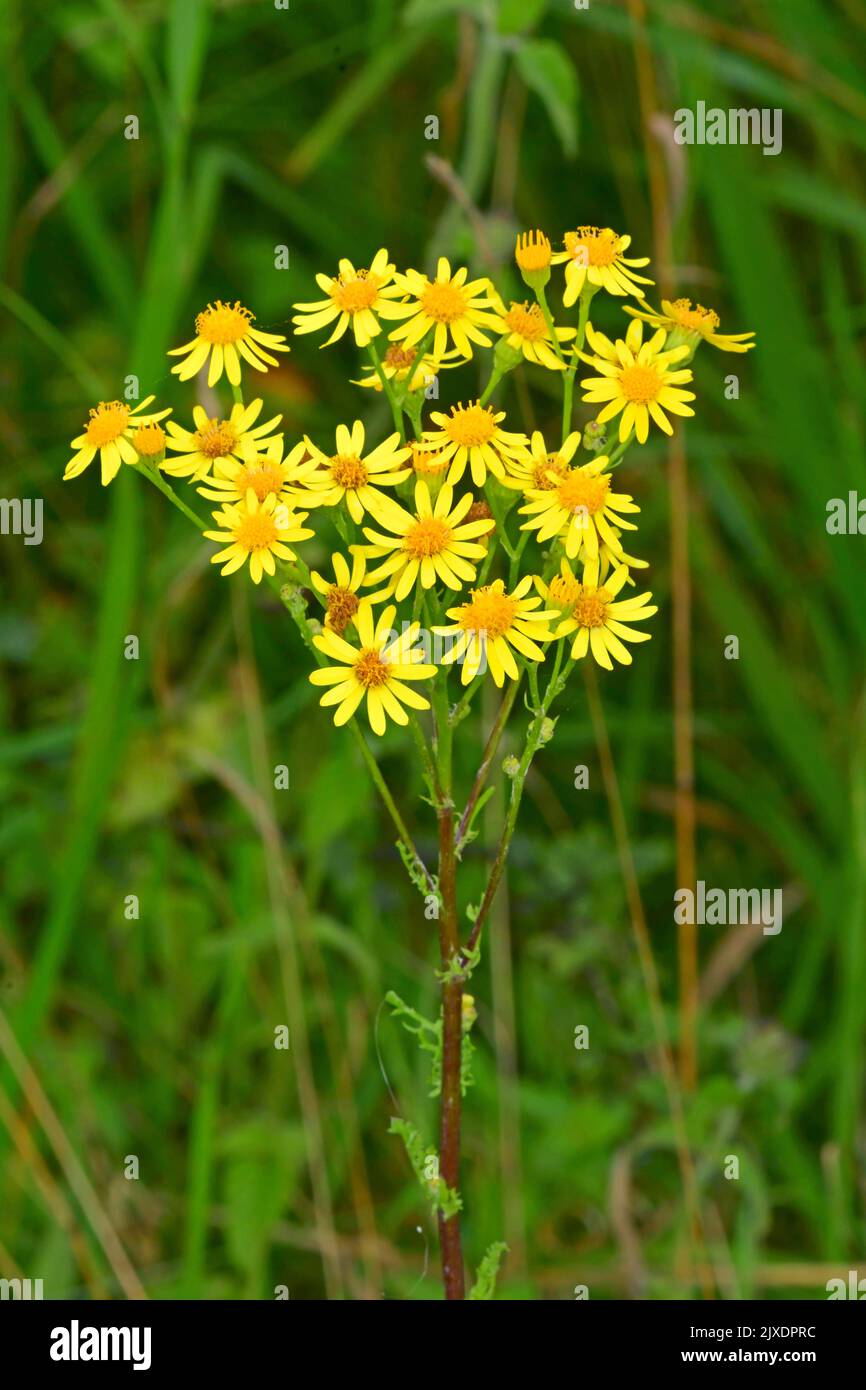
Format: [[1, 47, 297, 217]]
[[514, 230, 552, 290], [168, 301, 289, 388], [292, 249, 408, 348], [502, 429, 581, 492], [488, 299, 575, 371], [196, 437, 309, 507], [352, 343, 465, 394], [64, 396, 171, 486], [387, 258, 501, 360], [580, 318, 696, 443], [518, 455, 640, 561], [310, 551, 373, 634], [310, 602, 437, 735], [552, 557, 657, 668], [551, 226, 653, 307], [131, 422, 167, 460], [203, 489, 312, 584], [418, 401, 530, 488], [624, 298, 756, 354], [163, 399, 283, 481], [298, 421, 412, 527], [357, 480, 495, 602], [434, 577, 556, 687]]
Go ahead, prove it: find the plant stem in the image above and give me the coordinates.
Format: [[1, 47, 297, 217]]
[[561, 283, 596, 445], [436, 777, 464, 1300], [535, 284, 566, 364], [350, 723, 434, 893], [455, 677, 520, 855], [136, 461, 206, 530], [427, 662, 464, 1299], [464, 657, 573, 959], [368, 337, 404, 441], [478, 365, 504, 407]]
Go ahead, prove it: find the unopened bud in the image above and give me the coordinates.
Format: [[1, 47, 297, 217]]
[[502, 754, 520, 778], [583, 419, 607, 453]]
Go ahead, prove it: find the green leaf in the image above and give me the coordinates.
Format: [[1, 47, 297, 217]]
[[515, 39, 579, 157], [468, 1241, 508, 1299], [498, 0, 546, 35]]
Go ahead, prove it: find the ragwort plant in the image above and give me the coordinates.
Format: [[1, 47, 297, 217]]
[[64, 224, 754, 1301]]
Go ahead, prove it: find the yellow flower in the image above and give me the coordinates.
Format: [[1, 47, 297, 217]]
[[518, 456, 640, 561], [387, 257, 500, 359], [409, 441, 451, 480], [167, 300, 289, 388], [292, 249, 408, 348], [299, 420, 412, 526], [624, 298, 756, 354], [203, 489, 313, 585], [195, 437, 308, 506], [552, 557, 657, 668], [434, 577, 556, 687], [488, 299, 575, 371], [64, 396, 171, 485], [352, 343, 465, 393], [514, 232, 556, 278], [580, 318, 695, 443], [357, 480, 495, 602], [310, 601, 437, 735], [163, 400, 283, 481], [418, 401, 530, 488], [130, 422, 167, 460], [502, 429, 581, 492], [310, 551, 373, 634], [551, 226, 653, 306]]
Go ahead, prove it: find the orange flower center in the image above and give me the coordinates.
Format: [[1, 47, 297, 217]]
[[331, 270, 380, 314], [420, 279, 467, 323], [619, 363, 662, 404], [404, 516, 452, 558], [354, 647, 391, 688], [504, 302, 547, 342], [515, 230, 551, 272], [557, 471, 610, 516], [326, 586, 359, 635], [466, 501, 493, 524], [132, 422, 165, 457], [564, 226, 620, 268], [573, 587, 611, 628], [235, 512, 278, 552], [85, 401, 130, 447], [458, 582, 517, 640], [548, 574, 583, 611], [412, 446, 450, 476], [330, 454, 369, 490], [195, 300, 254, 344], [385, 344, 417, 370], [194, 420, 239, 459], [670, 298, 720, 336], [444, 403, 497, 448], [533, 453, 569, 489], [233, 459, 285, 501]]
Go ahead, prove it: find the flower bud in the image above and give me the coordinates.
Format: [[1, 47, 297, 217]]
[[582, 418, 607, 454], [515, 230, 552, 291], [502, 754, 520, 778]]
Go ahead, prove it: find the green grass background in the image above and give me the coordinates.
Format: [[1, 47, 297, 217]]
[[1, 0, 865, 1299]]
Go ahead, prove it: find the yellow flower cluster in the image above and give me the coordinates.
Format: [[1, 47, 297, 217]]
[[62, 226, 754, 734]]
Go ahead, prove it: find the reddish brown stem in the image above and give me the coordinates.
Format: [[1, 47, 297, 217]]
[[437, 799, 465, 1300]]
